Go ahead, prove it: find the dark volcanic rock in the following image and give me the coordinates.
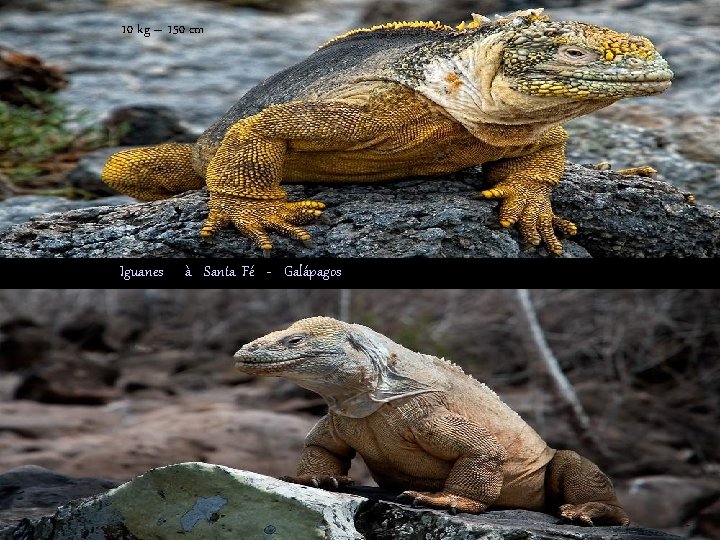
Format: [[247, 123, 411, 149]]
[[565, 117, 720, 207], [0, 163, 716, 258], [355, 501, 684, 540], [0, 194, 133, 233], [0, 465, 119, 531], [101, 106, 196, 146]]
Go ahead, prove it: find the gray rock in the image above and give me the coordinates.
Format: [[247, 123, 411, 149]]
[[0, 463, 683, 540], [0, 465, 119, 531], [0, 194, 133, 233], [101, 105, 196, 146], [564, 117, 720, 207], [0, 163, 716, 258], [355, 502, 684, 540]]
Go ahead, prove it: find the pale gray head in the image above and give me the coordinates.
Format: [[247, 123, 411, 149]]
[[234, 316, 367, 382], [234, 316, 437, 417]]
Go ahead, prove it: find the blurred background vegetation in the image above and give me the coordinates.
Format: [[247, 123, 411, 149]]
[[3, 289, 717, 390]]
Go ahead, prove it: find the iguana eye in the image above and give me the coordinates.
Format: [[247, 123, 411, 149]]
[[557, 45, 596, 64], [283, 334, 305, 346]]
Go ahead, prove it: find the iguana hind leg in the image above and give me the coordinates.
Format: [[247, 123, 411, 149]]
[[399, 412, 506, 514], [102, 143, 204, 200], [545, 449, 630, 526]]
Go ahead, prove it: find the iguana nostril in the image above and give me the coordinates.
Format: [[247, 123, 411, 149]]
[[235, 343, 257, 355]]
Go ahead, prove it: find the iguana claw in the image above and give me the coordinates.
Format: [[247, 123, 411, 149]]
[[481, 179, 575, 254], [202, 191, 326, 252], [280, 474, 353, 491], [559, 502, 631, 526], [398, 490, 486, 514]]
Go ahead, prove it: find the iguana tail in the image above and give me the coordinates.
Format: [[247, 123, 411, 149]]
[[102, 143, 204, 200]]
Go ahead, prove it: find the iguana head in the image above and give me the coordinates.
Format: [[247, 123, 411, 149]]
[[235, 316, 352, 378], [384, 9, 672, 129], [497, 11, 673, 100], [234, 316, 438, 417]]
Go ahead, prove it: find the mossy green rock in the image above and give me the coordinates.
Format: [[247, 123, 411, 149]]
[[10, 463, 365, 540], [111, 462, 355, 538]]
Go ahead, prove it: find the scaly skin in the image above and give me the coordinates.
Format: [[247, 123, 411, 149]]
[[102, 8, 672, 255], [234, 316, 630, 525]]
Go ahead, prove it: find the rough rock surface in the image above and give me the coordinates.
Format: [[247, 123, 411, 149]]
[[0, 464, 685, 540], [564, 118, 720, 206], [355, 502, 684, 540], [0, 194, 133, 233], [0, 163, 715, 258], [0, 466, 119, 530]]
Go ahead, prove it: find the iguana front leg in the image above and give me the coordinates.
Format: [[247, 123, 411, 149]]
[[201, 98, 395, 254], [282, 415, 355, 490], [400, 411, 507, 514], [481, 125, 576, 254]]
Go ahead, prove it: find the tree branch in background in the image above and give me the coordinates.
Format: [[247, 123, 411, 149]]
[[339, 289, 352, 322], [513, 289, 611, 461]]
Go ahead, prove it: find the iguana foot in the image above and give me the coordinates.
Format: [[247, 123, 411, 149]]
[[398, 490, 486, 514], [201, 192, 326, 254], [593, 162, 657, 179], [559, 502, 631, 526], [480, 180, 576, 255], [280, 474, 353, 490]]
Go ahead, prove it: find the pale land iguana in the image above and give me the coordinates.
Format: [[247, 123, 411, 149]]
[[234, 316, 630, 525]]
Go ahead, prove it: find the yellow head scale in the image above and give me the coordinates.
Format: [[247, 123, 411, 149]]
[[573, 24, 656, 62]]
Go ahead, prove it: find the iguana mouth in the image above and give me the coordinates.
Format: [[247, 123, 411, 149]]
[[233, 353, 306, 371], [528, 66, 673, 85], [521, 73, 672, 98], [578, 78, 672, 86], [590, 79, 673, 92]]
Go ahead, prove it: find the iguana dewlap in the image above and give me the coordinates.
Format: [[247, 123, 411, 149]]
[[102, 8, 672, 255], [234, 316, 630, 526]]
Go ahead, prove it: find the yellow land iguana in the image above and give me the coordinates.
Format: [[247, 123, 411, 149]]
[[102, 9, 672, 255], [234, 316, 630, 525]]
